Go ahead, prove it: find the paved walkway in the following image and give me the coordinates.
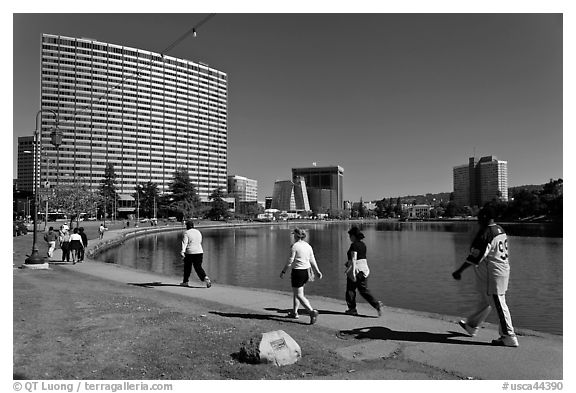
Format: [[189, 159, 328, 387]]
[[40, 227, 562, 380]]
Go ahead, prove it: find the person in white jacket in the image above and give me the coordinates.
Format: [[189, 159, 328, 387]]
[[180, 220, 211, 288], [452, 206, 519, 347], [280, 228, 323, 325]]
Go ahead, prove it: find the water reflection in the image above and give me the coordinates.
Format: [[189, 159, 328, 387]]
[[96, 221, 562, 335]]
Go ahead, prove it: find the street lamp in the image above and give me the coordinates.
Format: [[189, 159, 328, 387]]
[[50, 128, 63, 187], [25, 109, 59, 266]]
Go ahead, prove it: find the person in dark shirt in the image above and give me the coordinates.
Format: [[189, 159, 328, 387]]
[[452, 206, 519, 347], [344, 226, 384, 317], [78, 227, 88, 262]]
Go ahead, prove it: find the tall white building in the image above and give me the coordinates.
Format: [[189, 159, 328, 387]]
[[453, 156, 508, 207], [478, 158, 508, 204], [34, 33, 228, 200], [227, 175, 258, 202]]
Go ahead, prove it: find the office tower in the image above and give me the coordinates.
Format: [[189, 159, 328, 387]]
[[478, 157, 508, 204], [271, 177, 310, 211], [227, 175, 258, 202], [292, 165, 344, 213], [37, 33, 227, 200], [17, 136, 37, 193], [453, 156, 508, 207]]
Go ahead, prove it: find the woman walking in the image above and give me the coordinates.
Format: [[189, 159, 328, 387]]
[[59, 225, 71, 263], [344, 226, 383, 317], [69, 227, 84, 264], [280, 228, 323, 325]]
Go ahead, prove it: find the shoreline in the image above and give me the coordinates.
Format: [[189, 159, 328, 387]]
[[86, 224, 561, 338], [13, 232, 563, 380]]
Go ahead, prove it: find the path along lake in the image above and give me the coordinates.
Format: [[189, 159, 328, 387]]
[[97, 221, 563, 335]]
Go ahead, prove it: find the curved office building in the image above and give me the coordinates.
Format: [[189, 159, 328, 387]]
[[38, 33, 227, 200]]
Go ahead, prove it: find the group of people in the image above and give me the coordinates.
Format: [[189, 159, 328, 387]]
[[279, 226, 384, 325], [44, 224, 88, 264], [178, 206, 519, 348]]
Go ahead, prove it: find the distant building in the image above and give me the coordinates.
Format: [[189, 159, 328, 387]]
[[292, 165, 344, 213], [408, 204, 431, 219], [271, 177, 310, 212], [265, 197, 273, 210], [17, 136, 37, 193], [227, 175, 258, 202], [453, 156, 508, 207]]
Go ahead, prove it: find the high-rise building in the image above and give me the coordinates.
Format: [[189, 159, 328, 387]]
[[478, 157, 508, 204], [34, 33, 228, 200], [227, 175, 258, 202], [453, 156, 508, 207], [17, 136, 37, 193], [271, 177, 310, 211], [292, 165, 344, 213]]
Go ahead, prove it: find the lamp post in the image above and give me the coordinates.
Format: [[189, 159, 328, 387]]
[[50, 128, 63, 187], [25, 109, 59, 266]]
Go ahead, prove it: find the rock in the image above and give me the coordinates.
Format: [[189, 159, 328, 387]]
[[239, 330, 301, 366]]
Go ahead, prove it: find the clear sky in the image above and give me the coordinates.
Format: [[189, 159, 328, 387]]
[[11, 12, 563, 201]]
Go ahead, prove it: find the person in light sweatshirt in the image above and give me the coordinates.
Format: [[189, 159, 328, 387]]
[[180, 220, 211, 288]]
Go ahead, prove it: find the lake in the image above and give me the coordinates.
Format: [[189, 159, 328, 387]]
[[96, 221, 563, 335]]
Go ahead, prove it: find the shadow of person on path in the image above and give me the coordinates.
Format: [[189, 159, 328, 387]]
[[337, 326, 492, 346], [264, 307, 378, 319], [210, 311, 304, 324], [128, 282, 204, 289]]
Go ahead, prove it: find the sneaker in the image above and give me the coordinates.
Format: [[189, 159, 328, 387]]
[[344, 309, 358, 316], [459, 320, 479, 337], [491, 335, 519, 347], [286, 311, 299, 319], [179, 282, 189, 287], [205, 277, 212, 288], [377, 301, 384, 317], [309, 310, 319, 325]]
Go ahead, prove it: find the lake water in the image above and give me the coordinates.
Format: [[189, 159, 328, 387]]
[[96, 221, 563, 335]]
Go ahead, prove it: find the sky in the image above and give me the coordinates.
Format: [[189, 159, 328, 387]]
[[10, 12, 564, 201]]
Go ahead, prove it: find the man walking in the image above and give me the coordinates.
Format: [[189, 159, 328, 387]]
[[452, 206, 519, 347], [98, 223, 105, 240], [180, 220, 211, 288], [78, 227, 88, 262], [43, 226, 59, 258]]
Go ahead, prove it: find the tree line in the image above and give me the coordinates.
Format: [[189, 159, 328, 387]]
[[40, 164, 253, 226], [351, 178, 563, 221]]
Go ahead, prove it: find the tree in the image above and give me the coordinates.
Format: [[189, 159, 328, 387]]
[[207, 187, 230, 221], [375, 198, 387, 218], [445, 201, 457, 218], [51, 180, 102, 228], [393, 197, 402, 217], [134, 181, 160, 218], [168, 167, 201, 219], [99, 163, 118, 219], [358, 197, 367, 218]]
